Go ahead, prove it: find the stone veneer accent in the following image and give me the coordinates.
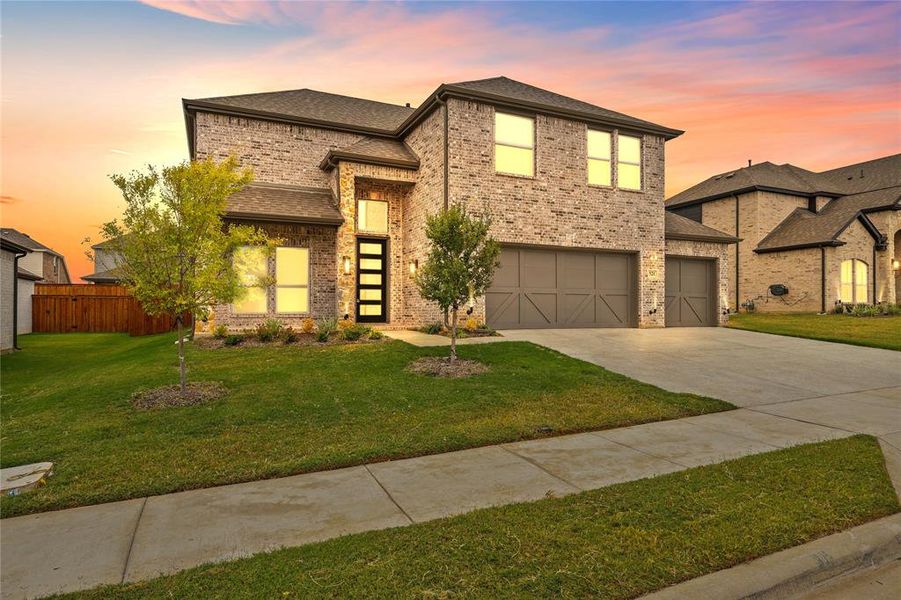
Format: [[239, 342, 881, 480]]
[[212, 220, 337, 329], [445, 98, 667, 327], [664, 239, 730, 324]]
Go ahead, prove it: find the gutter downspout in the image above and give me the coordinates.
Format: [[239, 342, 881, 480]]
[[733, 194, 740, 311], [873, 244, 877, 303], [12, 249, 26, 350], [821, 246, 827, 313], [437, 94, 449, 209]]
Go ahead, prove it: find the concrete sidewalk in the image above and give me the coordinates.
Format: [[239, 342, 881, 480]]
[[0, 407, 869, 599]]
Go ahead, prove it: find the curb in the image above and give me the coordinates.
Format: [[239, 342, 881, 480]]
[[640, 512, 901, 600]]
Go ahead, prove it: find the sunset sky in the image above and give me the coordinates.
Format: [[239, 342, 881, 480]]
[[2, 0, 899, 280]]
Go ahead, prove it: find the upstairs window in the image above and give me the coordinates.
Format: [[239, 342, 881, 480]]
[[358, 199, 388, 234], [618, 134, 642, 190], [233, 246, 268, 314], [840, 259, 868, 304], [495, 112, 534, 177], [587, 130, 612, 186]]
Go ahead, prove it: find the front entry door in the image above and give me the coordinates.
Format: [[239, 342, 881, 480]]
[[356, 238, 387, 322]]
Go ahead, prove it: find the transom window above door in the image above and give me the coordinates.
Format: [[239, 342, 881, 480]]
[[495, 112, 534, 177], [358, 199, 388, 234]]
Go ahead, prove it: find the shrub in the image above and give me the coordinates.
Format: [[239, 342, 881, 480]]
[[369, 329, 384, 340], [212, 324, 228, 339], [281, 327, 299, 344], [422, 322, 443, 335], [300, 317, 316, 334], [223, 334, 243, 346], [316, 330, 331, 343], [463, 317, 479, 332], [256, 319, 283, 342], [342, 324, 370, 341], [337, 318, 354, 331], [316, 317, 338, 337]]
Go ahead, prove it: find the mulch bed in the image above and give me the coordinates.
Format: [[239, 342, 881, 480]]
[[193, 334, 385, 350], [132, 382, 228, 410], [406, 356, 490, 378]]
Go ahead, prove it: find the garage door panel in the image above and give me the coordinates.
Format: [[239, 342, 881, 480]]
[[665, 257, 716, 327], [486, 247, 636, 329]]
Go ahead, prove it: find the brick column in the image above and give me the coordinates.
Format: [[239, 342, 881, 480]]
[[336, 163, 356, 320]]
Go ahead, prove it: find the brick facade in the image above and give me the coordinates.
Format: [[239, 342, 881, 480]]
[[1, 249, 15, 351]]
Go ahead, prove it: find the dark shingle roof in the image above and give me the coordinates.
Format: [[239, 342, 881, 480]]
[[817, 154, 901, 195], [666, 162, 845, 208], [0, 228, 62, 255], [188, 89, 414, 133], [82, 268, 123, 284], [320, 137, 420, 170], [664, 212, 739, 244], [446, 77, 682, 138], [756, 186, 901, 252], [225, 184, 343, 225]]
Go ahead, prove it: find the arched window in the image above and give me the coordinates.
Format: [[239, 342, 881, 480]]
[[840, 259, 868, 304]]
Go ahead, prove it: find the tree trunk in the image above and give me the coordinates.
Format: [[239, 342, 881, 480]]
[[450, 305, 458, 362], [176, 316, 187, 396]]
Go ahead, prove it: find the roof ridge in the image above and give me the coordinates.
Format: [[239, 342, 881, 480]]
[[816, 152, 901, 175], [196, 87, 414, 111]]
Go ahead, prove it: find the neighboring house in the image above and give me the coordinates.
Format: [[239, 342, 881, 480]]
[[183, 76, 737, 329], [1, 235, 31, 351], [82, 238, 124, 284], [1, 229, 72, 337], [667, 155, 900, 313]]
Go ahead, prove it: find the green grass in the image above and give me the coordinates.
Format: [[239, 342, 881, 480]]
[[62, 436, 899, 599], [728, 312, 901, 351], [0, 334, 731, 517]]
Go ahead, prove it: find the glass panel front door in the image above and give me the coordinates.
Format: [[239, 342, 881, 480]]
[[356, 238, 387, 322]]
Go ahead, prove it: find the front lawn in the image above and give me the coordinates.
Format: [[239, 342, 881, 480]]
[[0, 333, 731, 517], [728, 312, 901, 351], [65, 436, 899, 599]]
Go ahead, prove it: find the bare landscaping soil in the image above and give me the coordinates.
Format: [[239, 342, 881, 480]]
[[132, 382, 228, 410], [406, 356, 490, 378], [193, 334, 385, 350]]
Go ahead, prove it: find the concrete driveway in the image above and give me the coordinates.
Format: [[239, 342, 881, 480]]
[[499, 327, 901, 413]]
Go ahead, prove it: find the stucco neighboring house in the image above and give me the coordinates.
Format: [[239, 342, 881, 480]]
[[667, 155, 900, 313], [1, 235, 31, 351], [183, 76, 737, 330], [82, 238, 124, 284], [1, 229, 72, 337]]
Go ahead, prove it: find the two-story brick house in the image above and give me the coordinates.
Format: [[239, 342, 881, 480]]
[[667, 155, 900, 313], [183, 77, 737, 330]]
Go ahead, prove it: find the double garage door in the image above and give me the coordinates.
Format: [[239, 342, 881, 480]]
[[485, 247, 717, 329], [486, 247, 637, 329]]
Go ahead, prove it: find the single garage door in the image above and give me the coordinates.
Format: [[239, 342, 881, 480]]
[[665, 257, 716, 327], [486, 247, 636, 329]]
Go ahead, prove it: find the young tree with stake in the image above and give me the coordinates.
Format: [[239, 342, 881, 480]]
[[101, 157, 274, 395], [414, 205, 500, 361]]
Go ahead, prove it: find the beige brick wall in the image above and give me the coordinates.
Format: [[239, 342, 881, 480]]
[[828, 219, 876, 308], [212, 220, 338, 330], [445, 98, 667, 327], [1, 249, 16, 350], [665, 239, 731, 322]]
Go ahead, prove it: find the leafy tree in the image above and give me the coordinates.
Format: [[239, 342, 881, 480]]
[[414, 205, 500, 361], [101, 157, 274, 394]]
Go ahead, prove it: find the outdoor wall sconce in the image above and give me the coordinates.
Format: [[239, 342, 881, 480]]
[[343, 256, 351, 274], [893, 259, 900, 271], [409, 259, 418, 275]]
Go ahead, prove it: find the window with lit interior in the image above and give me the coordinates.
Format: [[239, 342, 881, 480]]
[[617, 134, 642, 190], [232, 246, 268, 314], [840, 259, 868, 304], [495, 112, 534, 177], [358, 200, 388, 234], [587, 130, 612, 186], [275, 247, 310, 313]]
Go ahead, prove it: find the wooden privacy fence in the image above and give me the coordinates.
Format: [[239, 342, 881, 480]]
[[33, 284, 190, 336]]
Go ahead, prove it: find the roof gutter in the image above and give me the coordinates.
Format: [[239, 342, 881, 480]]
[[665, 233, 740, 244], [319, 151, 420, 171], [667, 186, 843, 210], [754, 240, 845, 254], [224, 212, 344, 226]]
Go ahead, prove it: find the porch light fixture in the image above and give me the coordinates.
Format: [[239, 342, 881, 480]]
[[409, 259, 418, 276], [343, 256, 351, 275], [893, 259, 900, 271]]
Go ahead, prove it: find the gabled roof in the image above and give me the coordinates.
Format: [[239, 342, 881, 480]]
[[320, 137, 420, 170], [82, 268, 123, 284], [817, 154, 901, 195], [184, 76, 683, 157], [0, 228, 64, 256], [755, 185, 900, 253], [225, 184, 344, 225], [666, 162, 846, 208], [664, 212, 739, 244], [17, 267, 42, 281]]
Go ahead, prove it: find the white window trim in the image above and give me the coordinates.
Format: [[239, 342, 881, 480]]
[[494, 111, 536, 178]]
